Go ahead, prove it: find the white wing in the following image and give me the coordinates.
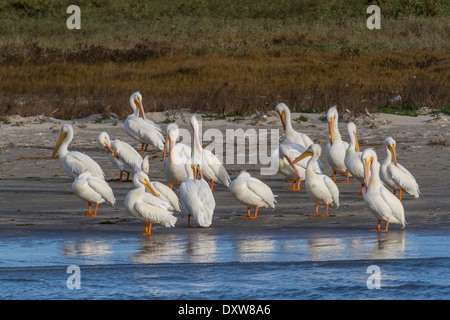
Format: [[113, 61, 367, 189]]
[[125, 116, 164, 150], [86, 177, 115, 207], [379, 185, 406, 228], [113, 139, 143, 173], [134, 197, 177, 227], [202, 149, 231, 187], [180, 179, 215, 227], [64, 151, 105, 179], [246, 177, 276, 209], [388, 163, 420, 197], [323, 175, 340, 208], [151, 181, 181, 212]]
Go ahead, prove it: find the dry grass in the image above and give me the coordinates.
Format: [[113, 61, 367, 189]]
[[0, 0, 449, 119], [1, 49, 448, 119]]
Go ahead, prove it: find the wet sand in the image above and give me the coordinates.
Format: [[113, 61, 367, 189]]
[[0, 110, 448, 237]]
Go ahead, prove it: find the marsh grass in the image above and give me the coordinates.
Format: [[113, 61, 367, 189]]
[[0, 0, 449, 119]]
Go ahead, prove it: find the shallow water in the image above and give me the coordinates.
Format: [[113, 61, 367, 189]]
[[0, 228, 448, 300]]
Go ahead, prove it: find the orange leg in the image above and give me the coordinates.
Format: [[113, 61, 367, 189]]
[[310, 204, 321, 216], [83, 203, 98, 216], [210, 180, 214, 192], [126, 172, 130, 181], [241, 206, 258, 219], [186, 214, 195, 228], [382, 220, 390, 232], [285, 178, 301, 190], [321, 204, 329, 216], [114, 171, 124, 182], [353, 183, 364, 196], [399, 190, 402, 201], [334, 171, 349, 183], [138, 143, 148, 154], [344, 171, 350, 183], [370, 220, 382, 232], [138, 222, 152, 235]]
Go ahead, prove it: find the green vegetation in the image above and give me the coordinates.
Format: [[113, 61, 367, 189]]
[[377, 105, 420, 117], [0, 0, 448, 119], [294, 115, 309, 122], [439, 104, 450, 115]]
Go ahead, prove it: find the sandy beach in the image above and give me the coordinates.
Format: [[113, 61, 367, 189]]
[[0, 109, 449, 299], [1, 109, 448, 234]]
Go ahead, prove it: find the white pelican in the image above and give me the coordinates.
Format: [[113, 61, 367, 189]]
[[275, 103, 314, 148], [163, 122, 180, 161], [98, 131, 142, 182], [325, 106, 349, 183], [163, 124, 191, 188], [344, 122, 364, 195], [362, 148, 406, 231], [52, 124, 105, 179], [293, 144, 339, 216], [229, 171, 276, 219], [380, 137, 420, 200], [179, 163, 216, 227], [276, 139, 322, 190], [190, 116, 231, 191], [142, 156, 181, 213], [72, 171, 115, 216], [124, 91, 164, 153], [124, 171, 177, 235]]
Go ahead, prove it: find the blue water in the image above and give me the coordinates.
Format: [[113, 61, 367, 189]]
[[0, 228, 448, 299]]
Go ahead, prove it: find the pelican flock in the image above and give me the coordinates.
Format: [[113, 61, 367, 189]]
[[50, 94, 417, 234]]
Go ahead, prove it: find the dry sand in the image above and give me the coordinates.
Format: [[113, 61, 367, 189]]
[[0, 109, 449, 237]]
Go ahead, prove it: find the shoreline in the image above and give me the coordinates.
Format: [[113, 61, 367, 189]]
[[0, 110, 448, 237]]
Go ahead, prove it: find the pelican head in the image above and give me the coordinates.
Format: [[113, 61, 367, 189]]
[[347, 122, 360, 152], [292, 143, 321, 164], [133, 171, 160, 198], [166, 126, 180, 166], [238, 171, 251, 179], [327, 106, 338, 145], [163, 122, 179, 161], [142, 155, 150, 175], [98, 131, 119, 159], [275, 103, 288, 131], [190, 116, 203, 159], [384, 136, 398, 166], [361, 148, 378, 190], [129, 91, 146, 120], [185, 162, 203, 180], [52, 123, 72, 159]]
